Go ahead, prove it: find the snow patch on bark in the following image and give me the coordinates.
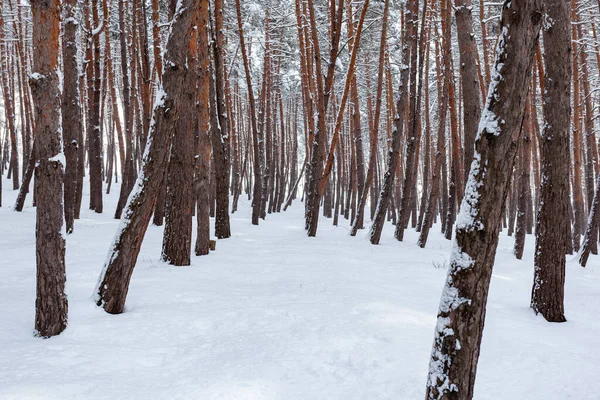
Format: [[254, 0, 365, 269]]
[[29, 72, 45, 81], [427, 274, 472, 399], [456, 152, 484, 232], [49, 152, 66, 167], [477, 26, 508, 139]]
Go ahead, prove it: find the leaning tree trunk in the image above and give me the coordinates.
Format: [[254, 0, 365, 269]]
[[95, 0, 202, 314], [455, 0, 482, 181], [305, 0, 343, 237], [394, 0, 421, 241], [369, 0, 406, 245], [114, 0, 135, 220], [418, 23, 450, 249], [579, 172, 600, 267], [530, 0, 571, 322], [425, 0, 543, 398], [31, 0, 68, 338]]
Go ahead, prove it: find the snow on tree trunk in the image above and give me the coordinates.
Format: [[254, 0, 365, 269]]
[[95, 0, 203, 314], [30, 0, 68, 338], [425, 0, 543, 398]]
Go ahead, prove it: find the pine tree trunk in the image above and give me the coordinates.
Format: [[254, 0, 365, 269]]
[[31, 0, 68, 337], [96, 0, 202, 314], [115, 0, 135, 220], [418, 16, 450, 248], [395, 0, 421, 241], [195, 0, 211, 256], [514, 95, 532, 260], [61, 0, 81, 234], [210, 0, 231, 238], [455, 0, 482, 180], [88, 0, 104, 213], [425, 1, 543, 397], [161, 19, 200, 266], [236, 0, 263, 226], [369, 0, 405, 245]]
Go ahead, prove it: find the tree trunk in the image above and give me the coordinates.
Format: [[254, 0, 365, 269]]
[[61, 0, 82, 232], [115, 0, 135, 220], [31, 0, 68, 337], [425, 1, 543, 397], [236, 0, 263, 226], [530, 0, 571, 322], [88, 0, 103, 213], [455, 0, 482, 181], [514, 94, 532, 260], [369, 0, 406, 245], [195, 0, 211, 256], [96, 0, 202, 314]]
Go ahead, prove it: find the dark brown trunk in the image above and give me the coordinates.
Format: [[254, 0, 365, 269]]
[[61, 0, 82, 232], [530, 0, 570, 322], [514, 94, 532, 260], [115, 0, 135, 219], [31, 0, 68, 337], [425, 1, 543, 397], [89, 0, 103, 213], [195, 0, 211, 256], [96, 0, 202, 314], [210, 0, 231, 238]]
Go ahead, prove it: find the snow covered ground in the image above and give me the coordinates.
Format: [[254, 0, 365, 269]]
[[1, 178, 599, 400]]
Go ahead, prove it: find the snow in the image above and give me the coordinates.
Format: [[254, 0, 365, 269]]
[[48, 152, 66, 168], [29, 72, 45, 81], [1, 178, 600, 399], [91, 20, 103, 36], [455, 152, 485, 233]]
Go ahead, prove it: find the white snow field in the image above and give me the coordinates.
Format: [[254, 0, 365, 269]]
[[1, 179, 599, 400]]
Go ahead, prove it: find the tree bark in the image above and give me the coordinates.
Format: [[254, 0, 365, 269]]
[[115, 0, 135, 219], [60, 0, 80, 234], [96, 0, 202, 313], [210, 0, 231, 239], [88, 0, 104, 213], [530, 0, 571, 321], [195, 0, 211, 256], [369, 0, 406, 245], [425, 1, 543, 397], [31, 0, 68, 337], [514, 94, 532, 260], [236, 0, 263, 226]]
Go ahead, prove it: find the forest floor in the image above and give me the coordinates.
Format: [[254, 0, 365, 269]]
[[1, 178, 599, 400]]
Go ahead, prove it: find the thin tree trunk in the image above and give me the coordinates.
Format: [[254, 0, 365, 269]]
[[61, 0, 82, 232], [369, 0, 406, 244], [115, 0, 135, 219], [236, 0, 263, 226], [514, 94, 532, 260], [210, 0, 231, 238], [89, 0, 104, 213]]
